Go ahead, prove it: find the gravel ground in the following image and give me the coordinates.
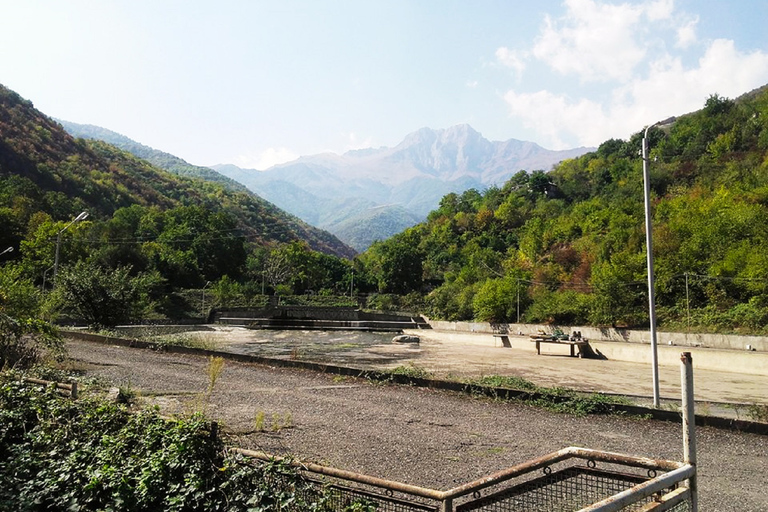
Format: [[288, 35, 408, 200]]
[[66, 339, 768, 511]]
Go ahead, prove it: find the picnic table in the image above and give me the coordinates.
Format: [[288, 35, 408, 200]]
[[529, 329, 588, 357]]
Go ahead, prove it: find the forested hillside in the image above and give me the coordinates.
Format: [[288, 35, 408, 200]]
[[58, 120, 250, 194], [0, 84, 361, 324], [359, 86, 768, 333], [0, 84, 354, 260]]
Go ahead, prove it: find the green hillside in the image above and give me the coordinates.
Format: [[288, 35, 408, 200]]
[[57, 120, 250, 193], [0, 84, 360, 324], [358, 85, 768, 333], [0, 84, 354, 260]]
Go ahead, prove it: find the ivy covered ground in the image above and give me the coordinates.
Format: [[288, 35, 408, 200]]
[[0, 374, 371, 512]]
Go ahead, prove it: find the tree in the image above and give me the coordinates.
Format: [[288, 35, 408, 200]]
[[55, 262, 154, 328], [365, 230, 424, 294], [472, 278, 520, 322], [0, 264, 62, 368]]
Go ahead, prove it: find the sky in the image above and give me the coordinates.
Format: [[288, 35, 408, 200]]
[[1, 0, 768, 170]]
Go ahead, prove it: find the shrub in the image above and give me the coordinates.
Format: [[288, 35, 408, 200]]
[[0, 376, 357, 511]]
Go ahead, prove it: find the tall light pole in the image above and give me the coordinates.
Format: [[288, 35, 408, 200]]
[[0, 246, 13, 257], [642, 116, 675, 408], [202, 281, 212, 321], [53, 211, 88, 287]]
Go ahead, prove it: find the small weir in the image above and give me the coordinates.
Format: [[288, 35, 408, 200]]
[[213, 306, 431, 333]]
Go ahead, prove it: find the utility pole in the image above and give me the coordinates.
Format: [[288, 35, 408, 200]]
[[642, 117, 675, 408], [53, 211, 88, 287]]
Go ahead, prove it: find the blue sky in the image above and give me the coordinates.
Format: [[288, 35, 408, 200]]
[[1, 0, 767, 169]]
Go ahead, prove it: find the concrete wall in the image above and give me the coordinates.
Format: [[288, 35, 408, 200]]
[[417, 326, 768, 376], [426, 319, 768, 352]]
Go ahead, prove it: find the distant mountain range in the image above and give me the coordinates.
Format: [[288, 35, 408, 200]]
[[61, 119, 592, 252], [213, 125, 593, 250]]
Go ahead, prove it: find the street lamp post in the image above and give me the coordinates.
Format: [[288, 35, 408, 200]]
[[0, 246, 13, 257], [53, 211, 88, 287], [642, 117, 675, 408], [202, 281, 212, 322]]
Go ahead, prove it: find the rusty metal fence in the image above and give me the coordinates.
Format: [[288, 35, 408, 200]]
[[234, 352, 699, 512], [234, 446, 694, 512]]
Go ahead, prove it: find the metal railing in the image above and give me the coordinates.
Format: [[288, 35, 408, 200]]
[[233, 446, 693, 512], [233, 352, 699, 512]]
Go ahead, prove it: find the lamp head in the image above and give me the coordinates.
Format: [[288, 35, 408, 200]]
[[657, 116, 676, 127]]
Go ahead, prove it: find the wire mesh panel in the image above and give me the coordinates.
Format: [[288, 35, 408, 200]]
[[456, 466, 684, 512], [290, 476, 438, 512], [320, 484, 438, 512]]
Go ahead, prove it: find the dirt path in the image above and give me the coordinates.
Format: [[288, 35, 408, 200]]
[[66, 338, 767, 511]]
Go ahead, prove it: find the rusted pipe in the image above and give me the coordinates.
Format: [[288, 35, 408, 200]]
[[23, 377, 74, 391], [636, 486, 690, 511], [235, 446, 687, 505], [576, 464, 696, 512], [22, 377, 77, 398], [680, 352, 698, 511], [232, 448, 445, 500], [563, 447, 684, 471], [442, 448, 574, 499]]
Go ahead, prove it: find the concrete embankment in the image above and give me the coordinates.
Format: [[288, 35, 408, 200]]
[[426, 320, 768, 377]]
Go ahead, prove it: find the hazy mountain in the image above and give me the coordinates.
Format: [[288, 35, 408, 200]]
[[213, 124, 592, 249]]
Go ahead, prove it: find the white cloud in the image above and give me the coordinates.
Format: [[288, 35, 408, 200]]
[[532, 0, 649, 82], [495, 47, 527, 76], [503, 38, 768, 148], [621, 39, 768, 122], [233, 147, 299, 170], [675, 16, 698, 48], [503, 89, 609, 149], [497, 1, 768, 149], [344, 132, 373, 151], [645, 0, 674, 21]]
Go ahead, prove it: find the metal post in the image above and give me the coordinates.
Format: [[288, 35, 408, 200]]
[[516, 279, 520, 324], [202, 281, 211, 321], [642, 126, 661, 408], [641, 117, 674, 408], [685, 272, 691, 343], [53, 231, 63, 284], [52, 211, 88, 287], [681, 352, 698, 511], [0, 246, 13, 257]]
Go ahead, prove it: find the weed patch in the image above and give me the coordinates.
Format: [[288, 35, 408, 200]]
[[387, 363, 433, 379], [466, 374, 632, 417]]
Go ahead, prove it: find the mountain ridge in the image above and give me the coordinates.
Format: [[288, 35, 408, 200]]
[[0, 83, 354, 259], [213, 124, 592, 250]]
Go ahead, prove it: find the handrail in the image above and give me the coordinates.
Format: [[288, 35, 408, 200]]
[[232, 446, 688, 503]]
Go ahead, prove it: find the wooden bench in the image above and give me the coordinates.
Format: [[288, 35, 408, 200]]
[[530, 338, 588, 357]]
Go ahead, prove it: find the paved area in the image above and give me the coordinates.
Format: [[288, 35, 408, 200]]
[[64, 338, 768, 512], [194, 326, 768, 409], [396, 330, 768, 407]]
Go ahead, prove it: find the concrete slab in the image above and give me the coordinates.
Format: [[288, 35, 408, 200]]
[[401, 330, 768, 406]]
